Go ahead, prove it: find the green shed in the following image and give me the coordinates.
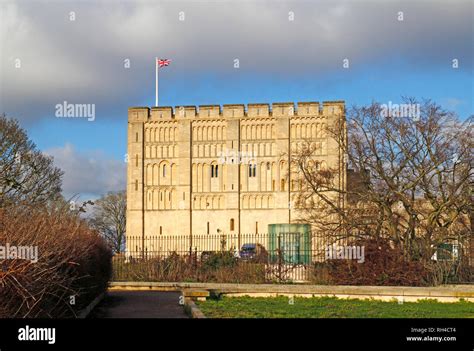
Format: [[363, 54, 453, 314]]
[[268, 223, 312, 264]]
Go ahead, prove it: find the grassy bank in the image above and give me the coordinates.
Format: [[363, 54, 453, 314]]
[[196, 296, 474, 318]]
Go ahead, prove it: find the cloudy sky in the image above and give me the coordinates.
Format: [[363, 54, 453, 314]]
[[1, 0, 473, 200]]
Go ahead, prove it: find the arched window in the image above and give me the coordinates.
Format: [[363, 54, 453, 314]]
[[211, 165, 219, 178], [248, 163, 257, 177], [230, 218, 235, 231], [163, 164, 167, 177]]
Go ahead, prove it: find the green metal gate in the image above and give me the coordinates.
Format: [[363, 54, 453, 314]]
[[268, 224, 311, 264]]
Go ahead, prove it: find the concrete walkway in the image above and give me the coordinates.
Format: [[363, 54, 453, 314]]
[[89, 291, 189, 318]]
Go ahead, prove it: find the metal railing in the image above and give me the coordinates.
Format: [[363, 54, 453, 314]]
[[112, 233, 473, 284], [113, 233, 330, 283]]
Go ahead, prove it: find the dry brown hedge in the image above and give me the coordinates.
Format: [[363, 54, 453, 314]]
[[113, 251, 267, 283], [0, 204, 112, 318], [311, 238, 430, 286]]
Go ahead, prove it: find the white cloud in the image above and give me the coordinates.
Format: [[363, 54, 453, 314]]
[[0, 0, 472, 124], [44, 143, 126, 199]]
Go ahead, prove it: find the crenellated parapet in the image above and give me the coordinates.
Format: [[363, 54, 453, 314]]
[[128, 101, 345, 121]]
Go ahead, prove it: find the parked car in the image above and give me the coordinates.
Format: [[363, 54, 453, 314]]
[[239, 243, 268, 263]]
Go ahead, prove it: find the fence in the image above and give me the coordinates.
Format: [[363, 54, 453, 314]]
[[113, 232, 334, 283], [123, 233, 332, 260], [112, 233, 473, 284]]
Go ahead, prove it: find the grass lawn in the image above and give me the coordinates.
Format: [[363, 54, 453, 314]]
[[196, 296, 474, 318]]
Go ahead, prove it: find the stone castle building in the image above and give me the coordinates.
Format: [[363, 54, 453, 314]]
[[126, 101, 346, 252]]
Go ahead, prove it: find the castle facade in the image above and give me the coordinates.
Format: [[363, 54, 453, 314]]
[[126, 101, 346, 252]]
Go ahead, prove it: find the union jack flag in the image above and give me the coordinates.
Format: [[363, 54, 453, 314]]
[[157, 58, 171, 67]]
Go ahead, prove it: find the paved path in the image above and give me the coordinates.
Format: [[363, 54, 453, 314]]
[[89, 291, 189, 318]]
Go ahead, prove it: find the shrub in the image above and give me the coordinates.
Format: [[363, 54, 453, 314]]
[[0, 204, 112, 318], [310, 238, 430, 286], [112, 251, 266, 283], [201, 251, 237, 271], [424, 259, 474, 285]]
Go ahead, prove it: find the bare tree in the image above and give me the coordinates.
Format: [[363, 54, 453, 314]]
[[0, 114, 63, 207], [293, 99, 473, 264], [89, 191, 126, 253]]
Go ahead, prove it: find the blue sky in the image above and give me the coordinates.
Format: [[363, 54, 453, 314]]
[[28, 62, 473, 161], [1, 0, 473, 200]]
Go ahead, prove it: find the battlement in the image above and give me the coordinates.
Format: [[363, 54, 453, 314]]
[[247, 103, 270, 117], [128, 101, 344, 121], [223, 104, 245, 117]]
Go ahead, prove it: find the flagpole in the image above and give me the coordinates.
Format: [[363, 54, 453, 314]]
[[155, 57, 159, 107]]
